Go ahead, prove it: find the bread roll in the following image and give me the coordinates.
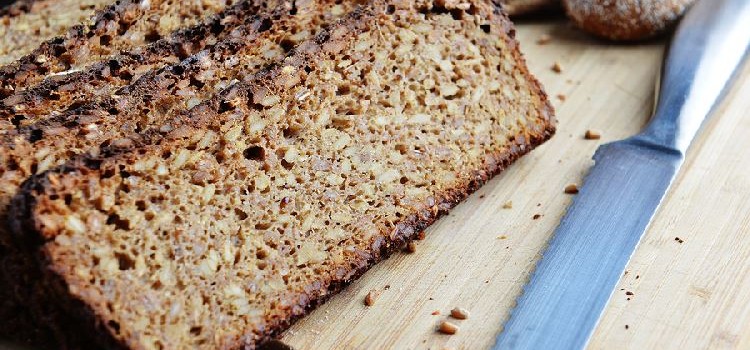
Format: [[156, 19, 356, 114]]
[[563, 0, 696, 41]]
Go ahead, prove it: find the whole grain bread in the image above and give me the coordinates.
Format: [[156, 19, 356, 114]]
[[11, 0, 554, 348], [0, 0, 235, 98], [0, 0, 288, 132]]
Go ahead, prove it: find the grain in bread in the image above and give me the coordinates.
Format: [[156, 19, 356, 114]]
[[0, 0, 111, 65], [11, 0, 554, 348], [563, 0, 696, 41], [0, 0, 236, 97], [0, 0, 289, 132]]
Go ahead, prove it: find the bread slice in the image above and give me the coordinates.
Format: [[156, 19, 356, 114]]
[[0, 0, 354, 347], [0, 0, 285, 132], [0, 0, 112, 65], [0, 0, 235, 97], [11, 0, 554, 348]]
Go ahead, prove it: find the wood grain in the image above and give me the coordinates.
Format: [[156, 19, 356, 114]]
[[281, 19, 750, 349]]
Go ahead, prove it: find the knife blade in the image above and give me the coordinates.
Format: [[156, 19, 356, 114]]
[[495, 0, 750, 349]]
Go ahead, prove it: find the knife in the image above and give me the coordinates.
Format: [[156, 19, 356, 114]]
[[494, 0, 750, 349]]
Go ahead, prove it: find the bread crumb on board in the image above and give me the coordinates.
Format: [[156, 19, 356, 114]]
[[438, 321, 459, 335], [552, 62, 563, 73], [564, 183, 579, 194], [432, 310, 441, 315], [364, 290, 379, 306], [675, 237, 684, 244], [450, 307, 470, 320], [502, 200, 513, 209], [556, 94, 566, 101], [585, 129, 602, 140], [537, 33, 552, 45], [405, 241, 417, 253]]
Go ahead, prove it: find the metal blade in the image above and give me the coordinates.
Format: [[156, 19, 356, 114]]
[[495, 140, 682, 350]]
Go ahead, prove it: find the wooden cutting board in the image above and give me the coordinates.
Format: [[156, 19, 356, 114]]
[[280, 18, 750, 349]]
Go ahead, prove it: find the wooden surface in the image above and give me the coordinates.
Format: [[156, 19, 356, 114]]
[[280, 19, 750, 349]]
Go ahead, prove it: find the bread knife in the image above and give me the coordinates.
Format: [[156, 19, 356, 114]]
[[494, 0, 750, 348]]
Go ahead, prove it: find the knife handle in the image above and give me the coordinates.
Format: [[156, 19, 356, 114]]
[[634, 0, 750, 154]]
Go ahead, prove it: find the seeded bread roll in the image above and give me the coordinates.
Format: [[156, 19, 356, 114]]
[[0, 0, 288, 133], [502, 0, 559, 16], [0, 0, 235, 98], [11, 0, 554, 348], [563, 0, 696, 41]]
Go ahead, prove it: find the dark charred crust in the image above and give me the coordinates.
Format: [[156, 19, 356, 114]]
[[8, 1, 556, 348]]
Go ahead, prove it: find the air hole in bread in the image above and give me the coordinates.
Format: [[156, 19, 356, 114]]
[[243, 146, 265, 161]]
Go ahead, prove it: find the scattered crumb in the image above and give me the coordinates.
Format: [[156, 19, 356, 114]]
[[485, 280, 489, 284], [384, 284, 391, 290], [364, 290, 379, 306], [675, 237, 684, 244], [417, 232, 426, 240], [502, 200, 513, 209], [585, 129, 601, 140], [627, 298, 631, 301], [624, 270, 629, 276], [431, 310, 441, 315], [479, 194, 486, 199], [537, 33, 552, 45], [552, 62, 563, 73], [564, 183, 579, 194], [429, 297, 434, 300], [556, 94, 566, 101], [536, 203, 541, 207], [497, 235, 508, 240], [625, 291, 634, 296], [625, 325, 629, 330], [406, 241, 417, 253], [450, 307, 470, 320], [438, 321, 459, 335], [635, 275, 640, 280], [532, 214, 542, 220]]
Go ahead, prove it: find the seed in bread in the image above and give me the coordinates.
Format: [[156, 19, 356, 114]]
[[563, 0, 697, 41]]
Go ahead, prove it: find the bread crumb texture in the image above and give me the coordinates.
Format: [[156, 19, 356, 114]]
[[14, 0, 554, 349]]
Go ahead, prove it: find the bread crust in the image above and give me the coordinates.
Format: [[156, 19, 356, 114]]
[[563, 0, 696, 41], [10, 1, 555, 348]]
